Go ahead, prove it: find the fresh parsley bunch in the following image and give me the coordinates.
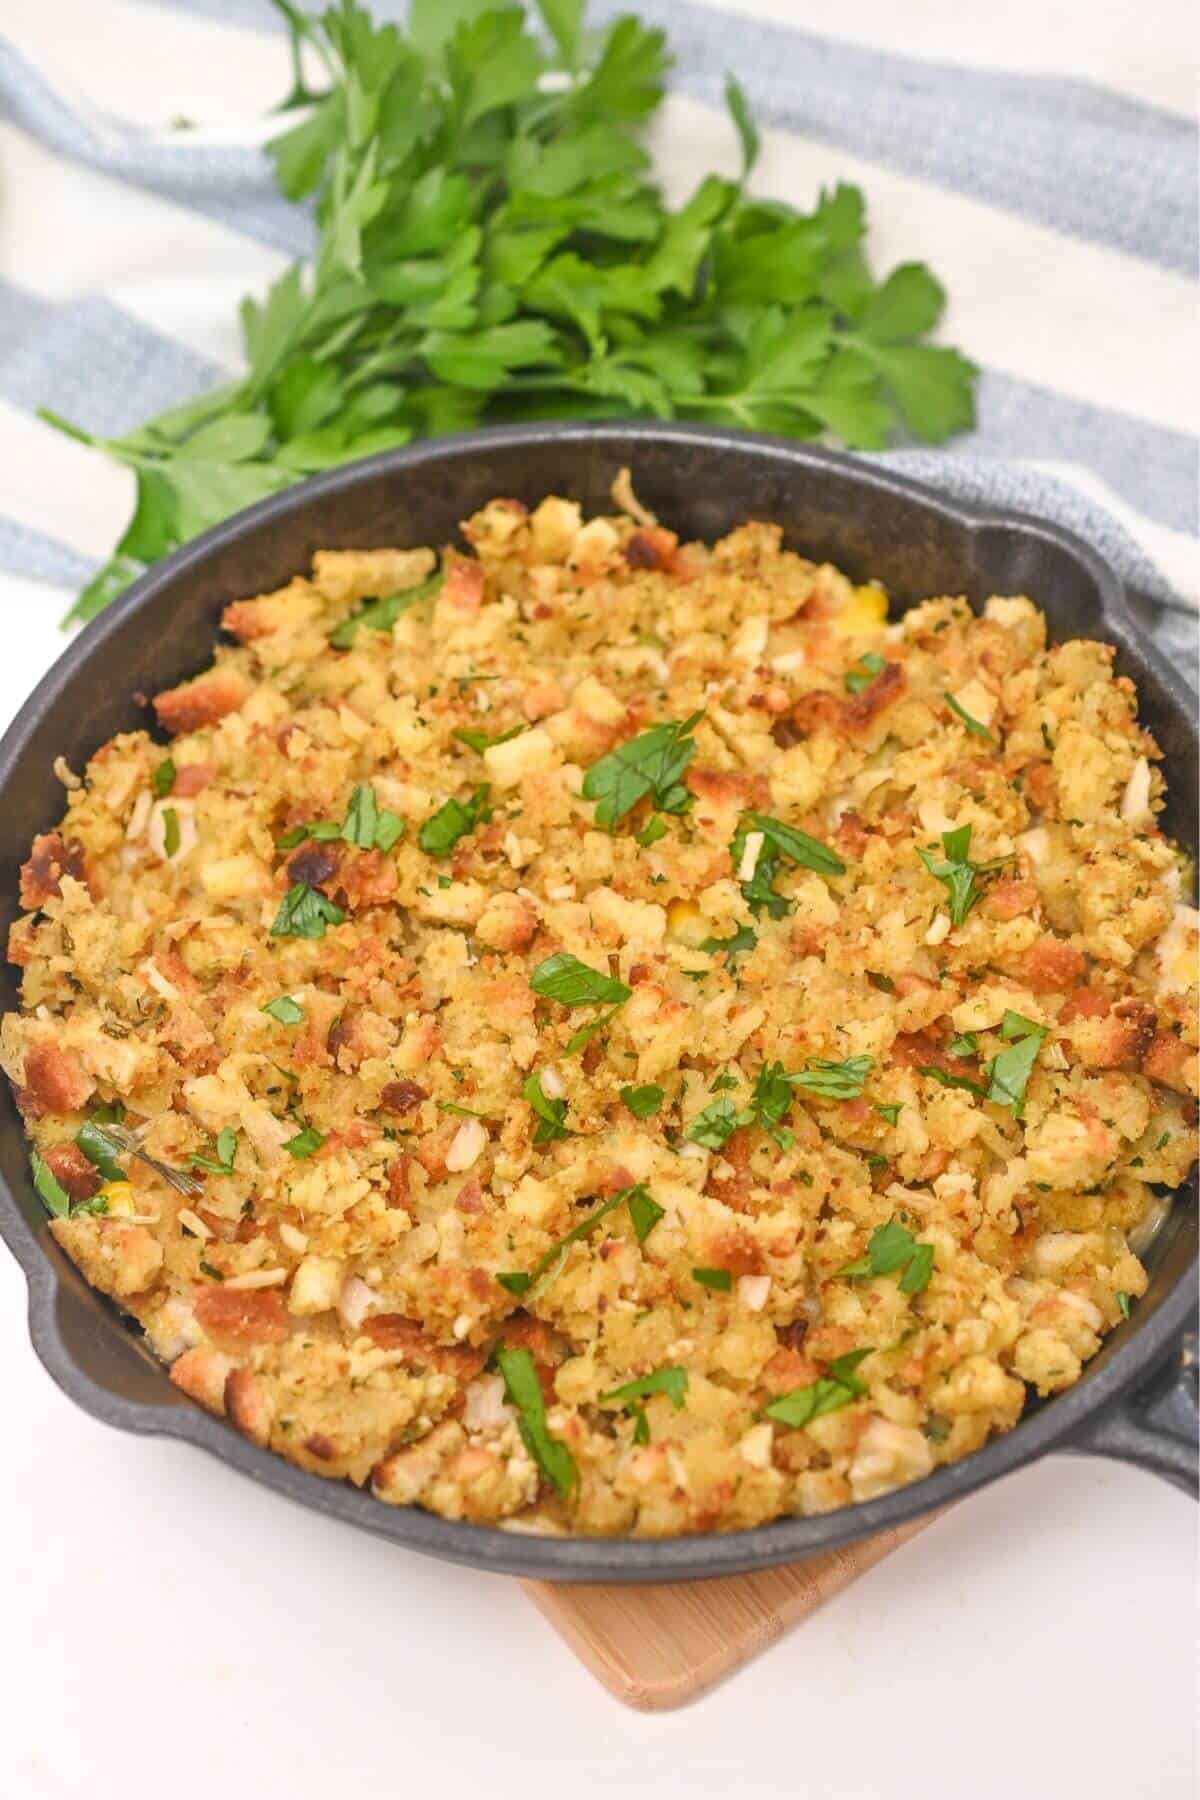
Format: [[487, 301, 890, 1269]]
[[42, 0, 977, 624]]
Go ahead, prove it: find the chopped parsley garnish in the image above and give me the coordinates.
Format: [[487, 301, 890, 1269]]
[[790, 1055, 874, 1099], [985, 1010, 1047, 1118], [840, 1220, 935, 1295], [684, 1095, 741, 1150], [494, 1345, 576, 1501], [30, 1149, 71, 1218], [162, 806, 181, 858], [497, 1184, 660, 1297], [626, 1186, 665, 1243], [621, 1083, 664, 1120], [636, 814, 669, 848], [1117, 1291, 1131, 1319], [439, 1101, 485, 1119], [844, 650, 886, 694], [917, 824, 983, 927], [283, 1124, 325, 1159], [341, 782, 404, 852], [151, 756, 175, 797], [452, 722, 526, 755], [417, 784, 493, 858], [764, 1349, 871, 1428], [188, 1126, 238, 1175], [262, 994, 304, 1026], [601, 1366, 687, 1442], [270, 882, 345, 939], [945, 693, 994, 740], [530, 951, 631, 1055], [699, 923, 758, 960], [522, 1070, 570, 1143], [875, 1102, 903, 1126], [75, 1120, 126, 1183], [917, 1062, 989, 1098], [692, 1266, 733, 1292], [732, 811, 845, 918], [329, 570, 443, 648], [581, 711, 702, 832], [198, 1258, 224, 1281], [948, 1032, 979, 1057]]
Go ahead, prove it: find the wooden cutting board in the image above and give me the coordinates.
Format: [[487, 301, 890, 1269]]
[[524, 1513, 935, 1710]]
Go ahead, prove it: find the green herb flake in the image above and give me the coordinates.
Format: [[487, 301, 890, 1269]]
[[626, 1184, 666, 1243], [31, 1149, 71, 1218], [75, 1120, 126, 1183], [985, 1011, 1047, 1117], [945, 692, 995, 740], [917, 824, 983, 927], [790, 1055, 873, 1100], [417, 784, 493, 858], [497, 1184, 659, 1298], [530, 952, 631, 1008], [283, 1124, 325, 1160], [875, 1102, 903, 1126], [151, 756, 176, 798], [162, 806, 181, 858], [692, 1266, 733, 1292], [188, 1126, 238, 1175], [270, 882, 345, 940], [262, 994, 304, 1026], [600, 1366, 688, 1423], [765, 1348, 871, 1429], [684, 1095, 742, 1150], [621, 1083, 664, 1120], [1117, 1291, 1131, 1319], [453, 722, 526, 755], [917, 1063, 989, 1099], [523, 1070, 570, 1143], [636, 813, 669, 847], [330, 571, 444, 649], [844, 650, 886, 694], [495, 1345, 577, 1501], [581, 712, 702, 832], [699, 923, 757, 960], [732, 811, 846, 918]]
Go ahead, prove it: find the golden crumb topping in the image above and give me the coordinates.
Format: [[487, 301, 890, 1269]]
[[4, 478, 1196, 1536]]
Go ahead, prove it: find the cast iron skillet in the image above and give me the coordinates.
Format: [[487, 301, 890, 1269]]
[[0, 424, 1195, 1583]]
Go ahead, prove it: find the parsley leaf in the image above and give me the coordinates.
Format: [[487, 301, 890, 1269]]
[[945, 692, 994, 740], [840, 1219, 935, 1294], [329, 571, 444, 648], [985, 1010, 1047, 1118], [699, 923, 757, 960], [75, 1121, 127, 1183], [453, 723, 526, 755], [684, 1095, 742, 1150], [522, 1070, 570, 1144], [600, 1365, 688, 1436], [1117, 1291, 1131, 1319], [875, 1102, 903, 1126], [284, 1123, 325, 1159], [765, 1348, 871, 1429], [621, 1082, 664, 1119], [497, 1183, 659, 1295], [47, 1, 977, 625], [790, 1055, 873, 1099], [917, 824, 983, 927], [188, 1127, 238, 1176], [917, 1063, 989, 1099], [844, 649, 885, 694], [262, 994, 304, 1025], [270, 882, 345, 939], [693, 1266, 733, 1292], [530, 952, 631, 1008], [732, 810, 845, 917], [418, 784, 493, 857], [31, 1149, 71, 1218], [162, 806, 181, 858], [581, 713, 702, 831], [495, 1344, 577, 1501], [151, 756, 176, 797]]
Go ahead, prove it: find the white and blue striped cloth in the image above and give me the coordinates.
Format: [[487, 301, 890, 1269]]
[[0, 0, 1195, 679]]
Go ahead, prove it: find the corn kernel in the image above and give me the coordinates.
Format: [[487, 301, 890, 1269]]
[[98, 1180, 136, 1217], [666, 899, 708, 947], [832, 583, 889, 636]]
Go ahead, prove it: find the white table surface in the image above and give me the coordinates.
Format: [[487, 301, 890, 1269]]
[[0, 590, 1196, 1798]]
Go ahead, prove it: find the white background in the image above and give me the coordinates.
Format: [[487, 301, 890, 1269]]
[[0, 0, 1197, 1793]]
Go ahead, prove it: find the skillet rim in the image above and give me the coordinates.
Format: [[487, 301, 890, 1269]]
[[0, 421, 1194, 1582]]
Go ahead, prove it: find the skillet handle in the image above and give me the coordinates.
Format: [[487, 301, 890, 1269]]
[[1065, 1319, 1198, 1498]]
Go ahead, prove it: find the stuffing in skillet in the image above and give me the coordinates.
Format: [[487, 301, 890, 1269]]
[[4, 475, 1196, 1536]]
